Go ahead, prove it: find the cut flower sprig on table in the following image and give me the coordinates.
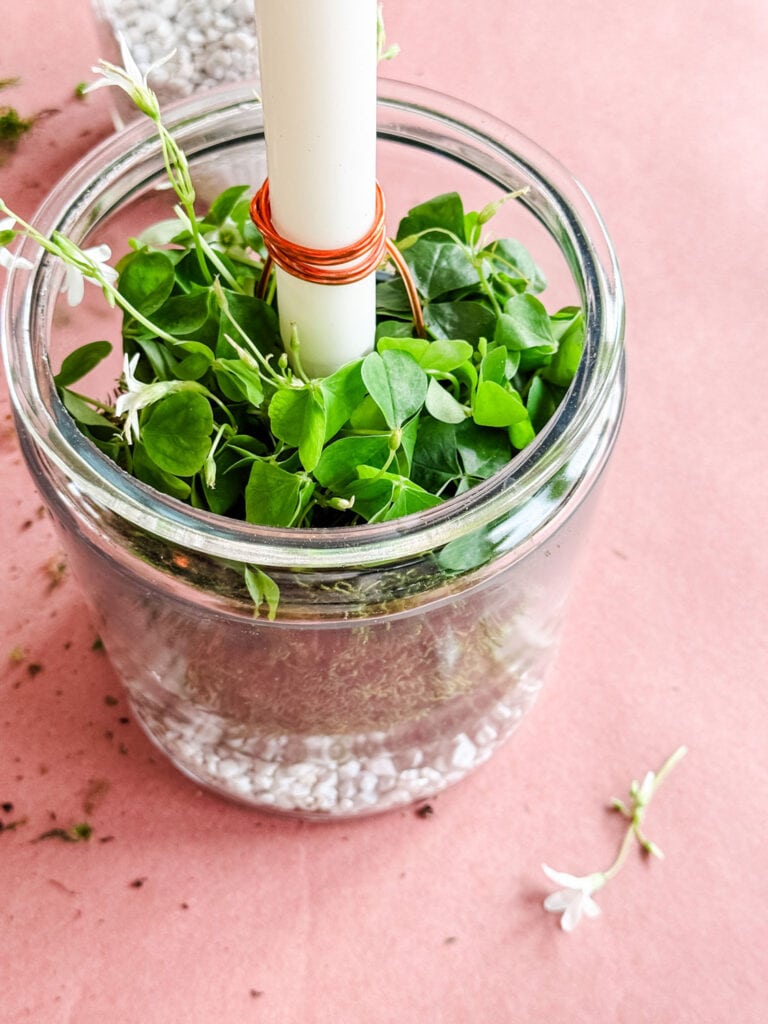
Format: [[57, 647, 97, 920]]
[[0, 46, 584, 533], [543, 746, 688, 932]]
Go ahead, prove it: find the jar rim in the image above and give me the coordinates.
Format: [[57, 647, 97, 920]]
[[2, 79, 625, 569]]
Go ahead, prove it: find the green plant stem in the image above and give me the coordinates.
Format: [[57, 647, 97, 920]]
[[66, 389, 114, 413], [604, 745, 688, 882], [0, 201, 181, 346]]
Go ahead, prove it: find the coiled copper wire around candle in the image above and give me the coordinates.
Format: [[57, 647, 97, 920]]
[[250, 178, 426, 338]]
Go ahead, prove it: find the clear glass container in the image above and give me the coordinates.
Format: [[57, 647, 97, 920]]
[[1, 81, 625, 818]]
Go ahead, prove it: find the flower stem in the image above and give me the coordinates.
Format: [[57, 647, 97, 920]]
[[604, 746, 687, 882]]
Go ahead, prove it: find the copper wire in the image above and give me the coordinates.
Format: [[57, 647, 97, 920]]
[[250, 178, 426, 338]]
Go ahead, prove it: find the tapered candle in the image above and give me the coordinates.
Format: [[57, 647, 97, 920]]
[[253, 0, 378, 379]]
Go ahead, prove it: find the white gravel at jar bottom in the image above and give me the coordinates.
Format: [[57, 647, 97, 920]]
[[130, 669, 542, 818]]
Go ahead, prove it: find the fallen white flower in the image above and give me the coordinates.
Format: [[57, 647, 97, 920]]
[[542, 864, 605, 932]]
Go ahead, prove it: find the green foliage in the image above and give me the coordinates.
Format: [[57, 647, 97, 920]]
[[55, 185, 584, 533]]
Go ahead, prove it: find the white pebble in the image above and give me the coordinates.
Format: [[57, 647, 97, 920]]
[[357, 771, 378, 794], [338, 779, 359, 801], [368, 756, 397, 777], [217, 757, 245, 780], [287, 781, 313, 801], [227, 775, 253, 796], [451, 735, 478, 770], [475, 723, 499, 746]]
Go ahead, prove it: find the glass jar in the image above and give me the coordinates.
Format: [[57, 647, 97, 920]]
[[1, 81, 625, 818]]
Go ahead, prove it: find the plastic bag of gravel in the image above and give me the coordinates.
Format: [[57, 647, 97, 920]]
[[92, 0, 260, 120]]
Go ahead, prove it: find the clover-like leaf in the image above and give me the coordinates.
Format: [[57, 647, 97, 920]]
[[54, 340, 113, 389], [396, 192, 466, 243], [361, 349, 428, 430], [117, 250, 176, 316], [402, 238, 479, 301], [472, 380, 528, 428], [497, 293, 557, 352], [425, 378, 467, 424], [141, 390, 213, 476], [268, 386, 326, 472], [244, 565, 280, 620], [244, 458, 312, 527], [424, 300, 496, 345]]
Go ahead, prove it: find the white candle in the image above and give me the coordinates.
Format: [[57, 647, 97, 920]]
[[254, 0, 379, 379]]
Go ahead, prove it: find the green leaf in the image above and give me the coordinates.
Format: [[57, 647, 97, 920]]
[[401, 238, 479, 300], [54, 340, 112, 388], [396, 192, 466, 243], [375, 276, 412, 317], [361, 349, 428, 430], [142, 391, 213, 476], [526, 375, 559, 432], [345, 473, 393, 522], [378, 336, 473, 374], [455, 420, 512, 480], [213, 358, 265, 407], [319, 359, 366, 439], [314, 435, 391, 490], [200, 442, 251, 515], [385, 480, 442, 521], [244, 459, 309, 527], [479, 345, 510, 386], [60, 388, 114, 429], [438, 528, 497, 573], [174, 342, 214, 381], [349, 394, 388, 431], [268, 386, 326, 472], [472, 380, 528, 428], [350, 468, 441, 522], [216, 291, 280, 359], [132, 443, 192, 501], [395, 415, 420, 476], [542, 311, 584, 387], [374, 319, 415, 342], [509, 417, 536, 450], [206, 185, 250, 226], [376, 336, 430, 363], [244, 566, 280, 620], [411, 418, 462, 494], [151, 291, 211, 336], [425, 377, 467, 424], [117, 250, 176, 316], [424, 300, 496, 345], [497, 294, 557, 352], [482, 238, 547, 293]]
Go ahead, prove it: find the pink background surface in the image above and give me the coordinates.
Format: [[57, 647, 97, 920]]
[[1, 1, 766, 1021]]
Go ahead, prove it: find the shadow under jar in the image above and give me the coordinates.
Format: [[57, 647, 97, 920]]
[[1, 81, 625, 819]]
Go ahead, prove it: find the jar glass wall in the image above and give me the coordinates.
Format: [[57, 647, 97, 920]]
[[2, 82, 625, 818]]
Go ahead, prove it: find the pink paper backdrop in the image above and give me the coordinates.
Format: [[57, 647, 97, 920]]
[[1, 2, 766, 1021]]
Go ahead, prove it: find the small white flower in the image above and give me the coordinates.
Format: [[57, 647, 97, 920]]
[[0, 216, 34, 273], [115, 353, 150, 443], [60, 244, 118, 306], [542, 864, 605, 932], [85, 32, 173, 111], [115, 353, 194, 444]]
